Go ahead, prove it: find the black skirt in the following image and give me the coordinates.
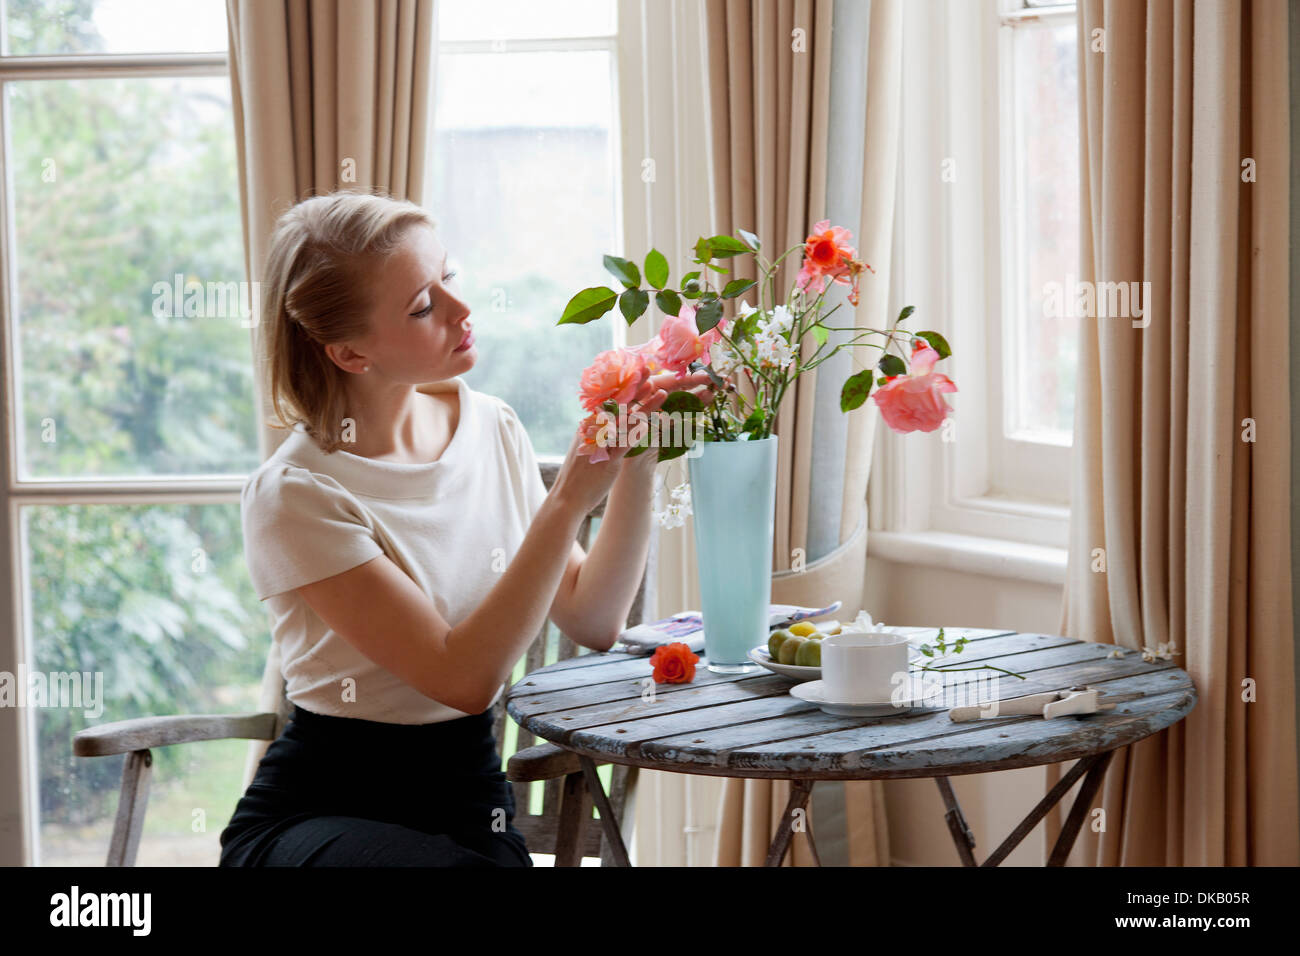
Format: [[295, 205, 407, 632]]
[[219, 705, 532, 867]]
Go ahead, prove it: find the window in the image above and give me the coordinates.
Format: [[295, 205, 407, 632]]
[[1, 0, 266, 866], [882, 0, 1076, 558], [433, 0, 623, 457], [992, 0, 1078, 496]]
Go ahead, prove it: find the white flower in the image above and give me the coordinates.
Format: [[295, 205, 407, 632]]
[[737, 301, 759, 321], [768, 305, 794, 336], [1141, 641, 1179, 663], [709, 339, 742, 378], [753, 328, 795, 370], [654, 480, 693, 529]]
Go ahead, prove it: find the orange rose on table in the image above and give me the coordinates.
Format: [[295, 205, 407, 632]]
[[650, 642, 700, 684]]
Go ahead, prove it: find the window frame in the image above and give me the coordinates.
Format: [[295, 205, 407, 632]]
[[990, 0, 1076, 501], [0, 26, 235, 864], [430, 11, 631, 468], [870, 0, 1073, 572]]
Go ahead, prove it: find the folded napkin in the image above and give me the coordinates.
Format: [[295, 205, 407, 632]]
[[617, 601, 844, 655]]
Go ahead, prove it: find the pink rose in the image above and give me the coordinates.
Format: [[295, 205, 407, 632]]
[[871, 340, 957, 434], [579, 348, 650, 413], [575, 410, 617, 462], [642, 304, 727, 377]]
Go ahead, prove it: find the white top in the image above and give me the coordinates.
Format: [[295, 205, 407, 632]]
[[240, 376, 550, 724]]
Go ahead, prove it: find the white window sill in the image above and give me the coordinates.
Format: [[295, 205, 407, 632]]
[[866, 529, 1067, 587]]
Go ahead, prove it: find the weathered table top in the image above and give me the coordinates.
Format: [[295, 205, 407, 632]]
[[504, 627, 1197, 780]]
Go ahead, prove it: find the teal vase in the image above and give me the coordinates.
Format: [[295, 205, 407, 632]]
[[686, 434, 777, 673]]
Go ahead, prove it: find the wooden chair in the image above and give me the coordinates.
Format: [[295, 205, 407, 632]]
[[73, 459, 649, 867]]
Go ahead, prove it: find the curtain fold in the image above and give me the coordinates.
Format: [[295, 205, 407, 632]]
[[226, 0, 437, 786], [703, 0, 902, 866], [1050, 0, 1298, 866]]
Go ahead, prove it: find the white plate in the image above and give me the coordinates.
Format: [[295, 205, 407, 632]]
[[790, 676, 945, 717], [748, 645, 821, 680]]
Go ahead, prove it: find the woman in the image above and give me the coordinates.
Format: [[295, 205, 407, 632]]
[[219, 190, 713, 866]]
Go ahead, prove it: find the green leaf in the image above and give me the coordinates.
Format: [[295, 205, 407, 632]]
[[655, 289, 682, 317], [695, 298, 724, 333], [660, 390, 705, 414], [915, 330, 952, 359], [840, 368, 875, 412], [645, 249, 670, 290], [721, 278, 757, 299], [603, 254, 640, 289], [625, 441, 651, 458], [707, 235, 751, 258], [897, 305, 915, 324], [735, 309, 761, 337], [682, 271, 703, 299], [920, 645, 935, 657], [694, 237, 712, 263], [601, 399, 619, 415], [619, 287, 649, 324], [657, 443, 690, 462], [705, 262, 729, 274], [738, 228, 761, 252], [559, 286, 619, 325], [742, 409, 764, 433], [810, 323, 829, 348], [878, 354, 906, 377]]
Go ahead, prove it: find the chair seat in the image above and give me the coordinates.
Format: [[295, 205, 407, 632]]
[[507, 741, 582, 782]]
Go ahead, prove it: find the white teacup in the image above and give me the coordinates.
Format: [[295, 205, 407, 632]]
[[821, 631, 911, 704]]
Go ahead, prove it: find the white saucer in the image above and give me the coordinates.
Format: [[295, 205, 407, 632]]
[[790, 676, 945, 716], [748, 645, 821, 680]]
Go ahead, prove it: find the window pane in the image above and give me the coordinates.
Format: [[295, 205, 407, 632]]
[[1005, 19, 1079, 444], [23, 503, 269, 866], [432, 48, 619, 457], [3, 0, 227, 55], [438, 0, 615, 41], [8, 76, 259, 479]]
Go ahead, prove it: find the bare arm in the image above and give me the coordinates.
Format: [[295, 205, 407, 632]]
[[293, 426, 628, 715], [550, 461, 655, 651], [548, 370, 716, 649]]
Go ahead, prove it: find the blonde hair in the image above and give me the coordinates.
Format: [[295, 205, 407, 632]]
[[261, 189, 438, 453]]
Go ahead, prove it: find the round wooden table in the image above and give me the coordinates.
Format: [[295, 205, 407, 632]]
[[504, 626, 1197, 866]]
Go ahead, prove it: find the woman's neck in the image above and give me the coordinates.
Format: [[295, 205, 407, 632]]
[[341, 380, 456, 463]]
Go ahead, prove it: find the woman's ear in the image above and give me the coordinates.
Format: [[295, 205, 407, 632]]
[[324, 341, 370, 374]]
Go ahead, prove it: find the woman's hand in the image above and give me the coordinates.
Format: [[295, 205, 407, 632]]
[[550, 423, 631, 518], [620, 370, 718, 475]]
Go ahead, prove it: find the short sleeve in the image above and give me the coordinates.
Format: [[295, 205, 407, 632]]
[[495, 400, 550, 523], [241, 464, 385, 601]]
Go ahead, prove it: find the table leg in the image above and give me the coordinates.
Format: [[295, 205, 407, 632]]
[[578, 755, 633, 867], [1046, 748, 1115, 866], [764, 779, 820, 867], [981, 751, 1105, 867], [932, 750, 1118, 867], [934, 777, 978, 867]]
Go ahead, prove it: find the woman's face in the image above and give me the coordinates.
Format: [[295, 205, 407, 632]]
[[343, 223, 475, 383]]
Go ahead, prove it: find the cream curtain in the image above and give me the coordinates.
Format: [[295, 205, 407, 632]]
[[1049, 0, 1298, 865], [702, 0, 902, 866], [225, 0, 438, 785]]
